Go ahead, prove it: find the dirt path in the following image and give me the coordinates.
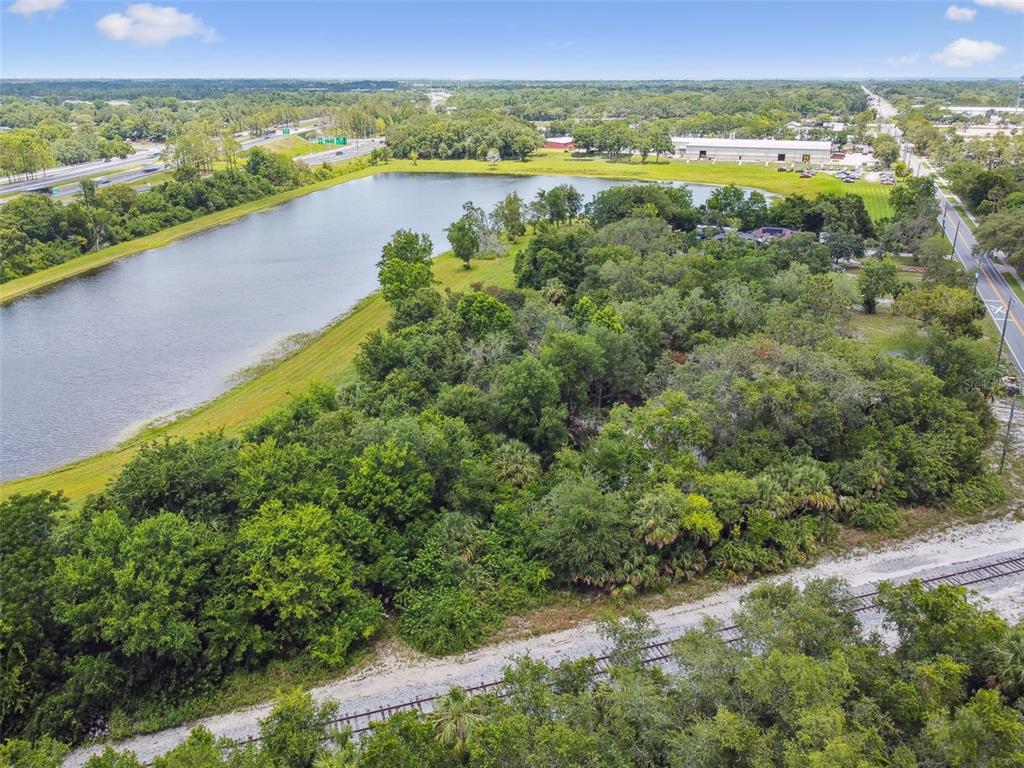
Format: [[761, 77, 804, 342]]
[[64, 514, 1024, 767]]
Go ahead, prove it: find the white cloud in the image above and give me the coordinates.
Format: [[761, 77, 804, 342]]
[[7, 0, 65, 17], [96, 3, 220, 46], [945, 4, 977, 20], [931, 37, 1006, 66], [888, 53, 921, 65], [974, 0, 1024, 12]]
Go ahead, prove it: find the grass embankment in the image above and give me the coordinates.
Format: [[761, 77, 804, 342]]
[[258, 134, 340, 160], [1, 152, 891, 497], [2, 151, 891, 305], [0, 159, 385, 305], [0, 255, 515, 503]]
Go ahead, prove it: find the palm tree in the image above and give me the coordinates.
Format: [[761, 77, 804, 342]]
[[494, 440, 541, 487], [541, 278, 568, 304], [990, 627, 1024, 698], [313, 728, 358, 768], [631, 489, 682, 549], [429, 686, 483, 760]]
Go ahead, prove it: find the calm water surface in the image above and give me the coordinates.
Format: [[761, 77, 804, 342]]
[[1, 173, 718, 480]]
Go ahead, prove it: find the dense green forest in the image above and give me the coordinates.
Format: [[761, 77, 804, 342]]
[[868, 79, 1021, 109], [383, 111, 542, 160], [0, 89, 417, 176], [7, 579, 1023, 767], [447, 81, 868, 136], [0, 80, 407, 99], [1, 180, 1003, 746]]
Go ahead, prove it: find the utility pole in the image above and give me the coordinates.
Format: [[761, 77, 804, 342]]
[[1000, 394, 1018, 474], [997, 295, 1013, 367], [950, 217, 961, 258]]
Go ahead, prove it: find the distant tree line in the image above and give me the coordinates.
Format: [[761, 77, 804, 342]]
[[0, 89, 419, 178], [449, 81, 868, 137], [385, 111, 542, 161]]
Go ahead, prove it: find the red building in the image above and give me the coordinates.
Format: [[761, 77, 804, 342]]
[[545, 136, 575, 151]]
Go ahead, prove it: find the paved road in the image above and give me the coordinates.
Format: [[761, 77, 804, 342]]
[[864, 86, 1024, 376], [941, 196, 1024, 375], [1, 118, 325, 198], [0, 127, 372, 208], [295, 137, 385, 165], [0, 150, 161, 195], [45, 165, 164, 199]]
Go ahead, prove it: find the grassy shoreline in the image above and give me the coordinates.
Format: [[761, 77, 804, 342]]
[[0, 160, 384, 305], [1, 152, 890, 499], [1, 151, 890, 305], [0, 254, 515, 502]]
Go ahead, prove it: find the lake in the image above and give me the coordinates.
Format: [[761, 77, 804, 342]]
[[0, 173, 719, 480]]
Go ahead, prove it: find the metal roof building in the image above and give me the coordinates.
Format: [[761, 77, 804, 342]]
[[671, 136, 832, 164]]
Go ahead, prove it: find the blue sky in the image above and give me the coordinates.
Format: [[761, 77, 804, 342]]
[[2, 1, 1022, 80]]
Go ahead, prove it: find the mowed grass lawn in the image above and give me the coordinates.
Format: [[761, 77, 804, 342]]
[[255, 134, 326, 160], [0, 255, 515, 503]]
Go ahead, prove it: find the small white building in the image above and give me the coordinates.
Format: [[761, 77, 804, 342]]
[[671, 136, 833, 164]]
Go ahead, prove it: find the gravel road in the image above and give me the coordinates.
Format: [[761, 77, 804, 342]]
[[65, 515, 1024, 767]]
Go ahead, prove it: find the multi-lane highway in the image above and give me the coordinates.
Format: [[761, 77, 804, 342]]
[[0, 117, 326, 199], [295, 136, 385, 166], [864, 86, 1024, 375], [0, 149, 162, 195]]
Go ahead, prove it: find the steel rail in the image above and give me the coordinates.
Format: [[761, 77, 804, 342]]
[[221, 553, 1024, 747]]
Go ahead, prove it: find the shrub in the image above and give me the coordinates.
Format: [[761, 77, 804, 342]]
[[848, 500, 901, 532], [397, 586, 499, 655], [947, 473, 1006, 516]]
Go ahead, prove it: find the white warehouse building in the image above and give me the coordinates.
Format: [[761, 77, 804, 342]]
[[671, 136, 833, 164]]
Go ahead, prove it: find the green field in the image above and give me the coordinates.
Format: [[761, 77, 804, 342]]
[[255, 134, 327, 159], [492, 150, 894, 219]]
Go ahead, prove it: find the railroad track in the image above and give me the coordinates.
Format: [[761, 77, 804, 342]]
[[225, 554, 1024, 746]]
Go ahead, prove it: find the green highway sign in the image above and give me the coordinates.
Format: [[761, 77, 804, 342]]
[[314, 136, 348, 146], [336, 137, 347, 145], [282, 127, 290, 135]]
